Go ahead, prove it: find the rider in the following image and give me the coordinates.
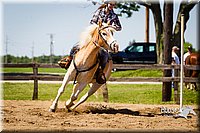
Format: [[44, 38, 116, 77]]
[[58, 0, 122, 84]]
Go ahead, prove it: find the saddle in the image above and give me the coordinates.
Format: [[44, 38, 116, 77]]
[[58, 55, 107, 84]]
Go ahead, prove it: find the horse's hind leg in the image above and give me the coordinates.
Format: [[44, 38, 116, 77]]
[[101, 84, 109, 102], [65, 82, 87, 109], [49, 73, 70, 112], [194, 83, 197, 91], [93, 84, 108, 102], [191, 82, 197, 91], [185, 82, 190, 90], [70, 82, 102, 111]]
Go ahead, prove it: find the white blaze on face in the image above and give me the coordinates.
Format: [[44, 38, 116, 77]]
[[100, 26, 119, 53]]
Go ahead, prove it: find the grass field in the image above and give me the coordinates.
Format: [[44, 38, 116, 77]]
[[2, 68, 67, 74], [3, 82, 199, 105], [3, 67, 162, 77], [2, 67, 199, 105]]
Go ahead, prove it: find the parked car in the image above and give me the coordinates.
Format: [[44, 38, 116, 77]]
[[110, 42, 157, 64]]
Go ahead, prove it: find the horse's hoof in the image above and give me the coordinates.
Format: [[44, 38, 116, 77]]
[[67, 108, 72, 112], [65, 102, 75, 109], [49, 108, 56, 112]]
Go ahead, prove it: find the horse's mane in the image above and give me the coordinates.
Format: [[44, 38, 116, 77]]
[[79, 24, 98, 49]]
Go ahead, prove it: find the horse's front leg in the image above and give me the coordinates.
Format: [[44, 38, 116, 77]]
[[49, 72, 71, 112], [190, 82, 197, 91], [66, 82, 87, 109], [70, 82, 102, 111], [185, 82, 190, 90], [101, 84, 109, 102], [101, 60, 113, 102]]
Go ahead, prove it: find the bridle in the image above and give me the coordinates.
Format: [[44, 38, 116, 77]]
[[73, 25, 117, 84], [93, 25, 117, 52]]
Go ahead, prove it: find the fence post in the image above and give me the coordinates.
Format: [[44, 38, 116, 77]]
[[32, 63, 38, 100], [174, 67, 179, 104]]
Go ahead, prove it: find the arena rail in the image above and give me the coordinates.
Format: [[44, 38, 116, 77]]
[[2, 63, 200, 100]]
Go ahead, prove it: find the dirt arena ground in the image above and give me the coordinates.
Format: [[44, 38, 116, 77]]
[[2, 100, 199, 132]]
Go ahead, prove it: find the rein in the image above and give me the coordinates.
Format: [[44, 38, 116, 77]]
[[73, 56, 99, 84], [98, 26, 117, 52]]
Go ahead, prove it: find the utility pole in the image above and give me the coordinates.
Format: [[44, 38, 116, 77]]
[[47, 33, 55, 64], [145, 6, 149, 43], [32, 41, 34, 63], [5, 35, 8, 63]]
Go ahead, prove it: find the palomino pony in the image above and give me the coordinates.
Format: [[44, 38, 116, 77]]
[[49, 22, 119, 112], [184, 53, 200, 90]]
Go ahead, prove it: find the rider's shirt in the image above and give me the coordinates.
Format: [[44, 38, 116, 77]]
[[90, 8, 122, 31]]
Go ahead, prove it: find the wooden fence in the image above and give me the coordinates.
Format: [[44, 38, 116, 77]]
[[2, 63, 200, 100]]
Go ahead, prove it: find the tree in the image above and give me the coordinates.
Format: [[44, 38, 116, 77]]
[[162, 2, 173, 102], [90, 0, 198, 101], [115, 0, 198, 101], [114, 0, 198, 63], [116, 2, 140, 17], [173, 2, 197, 49]]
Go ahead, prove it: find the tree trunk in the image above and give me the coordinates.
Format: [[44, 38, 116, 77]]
[[151, 3, 163, 64], [173, 2, 196, 49], [139, 2, 163, 64], [162, 2, 173, 102], [138, 1, 197, 102]]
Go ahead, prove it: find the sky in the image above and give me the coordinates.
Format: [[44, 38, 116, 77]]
[[1, 0, 199, 58]]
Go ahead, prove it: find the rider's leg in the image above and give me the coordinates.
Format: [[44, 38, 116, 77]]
[[96, 48, 109, 84], [58, 44, 80, 69], [58, 56, 73, 69]]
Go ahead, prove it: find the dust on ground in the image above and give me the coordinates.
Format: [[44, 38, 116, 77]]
[[2, 100, 199, 132]]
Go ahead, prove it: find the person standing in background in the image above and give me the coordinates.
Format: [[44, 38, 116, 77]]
[[171, 46, 180, 88]]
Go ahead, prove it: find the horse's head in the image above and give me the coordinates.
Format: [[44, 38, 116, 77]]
[[96, 22, 119, 53]]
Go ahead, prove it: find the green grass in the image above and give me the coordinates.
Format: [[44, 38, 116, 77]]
[[3, 68, 34, 73], [3, 67, 162, 77], [2, 68, 66, 74], [38, 68, 67, 74], [111, 69, 163, 77], [2, 67, 198, 105], [3, 83, 199, 105]]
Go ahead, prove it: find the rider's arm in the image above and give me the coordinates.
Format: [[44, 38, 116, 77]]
[[90, 9, 102, 25], [111, 15, 122, 31]]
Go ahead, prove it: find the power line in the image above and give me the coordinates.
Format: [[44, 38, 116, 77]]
[[32, 41, 34, 63], [47, 33, 55, 64]]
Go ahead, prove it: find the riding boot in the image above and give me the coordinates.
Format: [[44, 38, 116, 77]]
[[96, 67, 106, 84], [95, 48, 109, 84], [58, 56, 73, 69]]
